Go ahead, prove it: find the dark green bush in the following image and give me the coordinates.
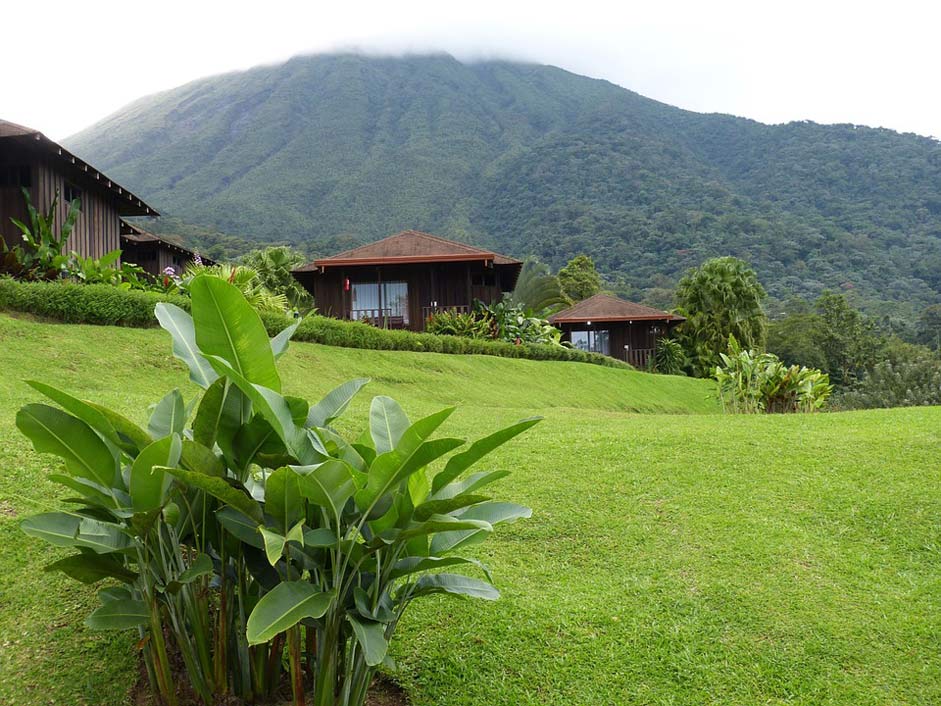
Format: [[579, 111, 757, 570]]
[[0, 278, 629, 369], [0, 277, 190, 327]]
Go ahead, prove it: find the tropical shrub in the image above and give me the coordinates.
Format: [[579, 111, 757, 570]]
[[474, 300, 562, 346], [68, 248, 154, 290], [715, 336, 832, 413], [674, 257, 768, 377], [2, 187, 80, 280], [242, 245, 315, 312], [425, 309, 490, 338], [179, 262, 290, 313], [16, 276, 538, 706], [651, 337, 686, 375]]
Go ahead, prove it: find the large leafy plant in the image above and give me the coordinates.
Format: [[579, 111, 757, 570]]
[[17, 275, 537, 706], [2, 187, 80, 280]]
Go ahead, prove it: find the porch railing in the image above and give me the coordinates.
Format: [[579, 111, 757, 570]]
[[625, 348, 654, 369], [421, 304, 471, 323], [351, 308, 407, 329]]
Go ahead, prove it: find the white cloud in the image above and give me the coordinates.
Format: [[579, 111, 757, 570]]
[[0, 0, 937, 139]]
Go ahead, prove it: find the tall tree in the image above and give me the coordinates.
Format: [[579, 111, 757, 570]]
[[558, 254, 602, 302], [917, 304, 941, 350], [674, 257, 767, 377], [814, 291, 883, 386]]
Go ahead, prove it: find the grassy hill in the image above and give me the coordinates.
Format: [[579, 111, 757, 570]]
[[2, 314, 940, 705], [63, 53, 941, 319]]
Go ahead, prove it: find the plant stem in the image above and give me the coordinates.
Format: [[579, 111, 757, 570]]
[[288, 626, 306, 706]]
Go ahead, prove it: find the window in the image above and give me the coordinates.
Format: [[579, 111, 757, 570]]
[[351, 281, 409, 325], [63, 182, 82, 203], [570, 329, 610, 355], [0, 165, 31, 188]]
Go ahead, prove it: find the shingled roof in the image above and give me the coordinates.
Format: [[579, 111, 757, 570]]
[[119, 219, 213, 263], [294, 230, 521, 271], [549, 294, 685, 324], [0, 119, 158, 217]]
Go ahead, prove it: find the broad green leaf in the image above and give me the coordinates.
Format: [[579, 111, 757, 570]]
[[389, 556, 491, 582], [25, 381, 123, 449], [266, 466, 304, 532], [234, 415, 282, 470], [396, 407, 455, 456], [21, 512, 81, 547], [407, 573, 499, 601], [296, 460, 356, 520], [355, 438, 464, 513], [49, 474, 120, 509], [432, 470, 511, 501], [129, 435, 181, 512], [432, 417, 541, 493], [217, 507, 264, 548], [246, 582, 332, 645], [205, 355, 313, 463], [17, 404, 118, 488], [396, 514, 492, 543], [307, 378, 369, 428], [190, 276, 281, 391], [303, 527, 337, 547], [154, 302, 218, 389], [348, 615, 388, 666], [180, 439, 225, 478], [86, 599, 149, 630], [259, 527, 286, 565], [270, 320, 300, 360], [74, 517, 132, 554], [430, 502, 531, 555], [87, 403, 151, 454], [45, 552, 138, 584], [148, 389, 185, 439], [413, 494, 489, 521], [177, 553, 213, 583], [369, 396, 410, 453], [164, 467, 264, 523]]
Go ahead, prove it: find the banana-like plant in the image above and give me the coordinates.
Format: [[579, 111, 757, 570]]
[[5, 187, 81, 279], [17, 275, 537, 706]]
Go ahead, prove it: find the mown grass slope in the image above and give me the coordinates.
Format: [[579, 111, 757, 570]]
[[1, 313, 939, 705]]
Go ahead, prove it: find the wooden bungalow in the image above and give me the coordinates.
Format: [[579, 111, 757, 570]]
[[0, 118, 158, 259], [549, 294, 685, 368], [292, 230, 522, 331], [120, 220, 211, 276]]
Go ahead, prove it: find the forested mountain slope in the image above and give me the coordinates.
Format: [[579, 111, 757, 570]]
[[66, 53, 941, 316]]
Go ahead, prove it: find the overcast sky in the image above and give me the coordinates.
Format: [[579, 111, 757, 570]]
[[1, 0, 937, 141]]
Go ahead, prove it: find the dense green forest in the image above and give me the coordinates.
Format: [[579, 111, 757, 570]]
[[65, 53, 941, 320]]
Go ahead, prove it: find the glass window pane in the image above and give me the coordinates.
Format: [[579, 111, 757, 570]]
[[571, 330, 590, 351], [351, 283, 379, 320], [382, 281, 409, 325]]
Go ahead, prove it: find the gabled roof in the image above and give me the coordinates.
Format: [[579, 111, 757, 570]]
[[549, 293, 685, 324], [0, 119, 158, 217], [294, 230, 521, 271]]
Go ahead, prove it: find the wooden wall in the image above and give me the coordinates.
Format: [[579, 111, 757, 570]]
[[296, 260, 506, 331], [0, 141, 122, 259], [559, 321, 669, 362]]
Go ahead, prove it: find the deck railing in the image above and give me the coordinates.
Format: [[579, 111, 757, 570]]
[[421, 304, 471, 324], [625, 347, 654, 369], [351, 308, 407, 329]]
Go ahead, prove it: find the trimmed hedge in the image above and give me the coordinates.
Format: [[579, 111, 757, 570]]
[[0, 278, 191, 327], [0, 278, 629, 369]]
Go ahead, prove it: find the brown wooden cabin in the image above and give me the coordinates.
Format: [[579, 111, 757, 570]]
[[0, 119, 158, 259], [549, 294, 685, 368], [120, 220, 212, 276], [293, 230, 522, 331]]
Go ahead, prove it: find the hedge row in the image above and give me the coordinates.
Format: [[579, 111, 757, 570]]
[[0, 278, 629, 369]]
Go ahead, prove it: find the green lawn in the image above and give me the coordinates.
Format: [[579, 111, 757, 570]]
[[1, 313, 939, 705]]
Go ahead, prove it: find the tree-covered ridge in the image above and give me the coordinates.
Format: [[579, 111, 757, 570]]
[[64, 53, 941, 318]]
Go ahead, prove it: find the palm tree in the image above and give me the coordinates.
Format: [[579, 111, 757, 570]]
[[505, 259, 567, 315]]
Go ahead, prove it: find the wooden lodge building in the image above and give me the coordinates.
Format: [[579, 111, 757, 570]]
[[293, 230, 522, 331], [0, 119, 203, 271], [549, 294, 685, 368]]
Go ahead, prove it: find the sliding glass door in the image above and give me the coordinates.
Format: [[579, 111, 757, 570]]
[[570, 329, 610, 355], [350, 281, 409, 326]]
